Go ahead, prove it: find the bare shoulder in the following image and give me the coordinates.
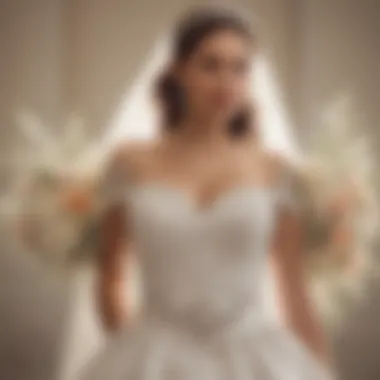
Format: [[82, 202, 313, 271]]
[[106, 140, 160, 178], [110, 140, 158, 162]]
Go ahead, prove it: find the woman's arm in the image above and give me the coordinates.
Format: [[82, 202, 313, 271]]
[[272, 210, 328, 360], [97, 204, 132, 332], [97, 148, 133, 332], [270, 158, 330, 364]]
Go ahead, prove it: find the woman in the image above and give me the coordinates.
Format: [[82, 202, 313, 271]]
[[83, 7, 333, 380]]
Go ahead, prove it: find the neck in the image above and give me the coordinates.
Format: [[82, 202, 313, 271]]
[[176, 117, 229, 145]]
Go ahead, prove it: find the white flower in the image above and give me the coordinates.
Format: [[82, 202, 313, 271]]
[[0, 111, 104, 271], [305, 95, 379, 326]]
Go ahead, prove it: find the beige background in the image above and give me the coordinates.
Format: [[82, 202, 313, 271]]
[[0, 1, 379, 379]]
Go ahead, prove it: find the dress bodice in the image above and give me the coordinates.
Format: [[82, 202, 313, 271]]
[[102, 158, 299, 337], [127, 186, 278, 333]]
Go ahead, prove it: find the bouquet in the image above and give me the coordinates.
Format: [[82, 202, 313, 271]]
[[299, 96, 378, 325], [0, 112, 106, 272]]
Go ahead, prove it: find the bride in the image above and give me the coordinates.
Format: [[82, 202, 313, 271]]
[[80, 7, 333, 379]]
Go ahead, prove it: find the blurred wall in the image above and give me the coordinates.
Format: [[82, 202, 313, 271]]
[[0, 2, 69, 380], [0, 0, 66, 143], [298, 0, 380, 146]]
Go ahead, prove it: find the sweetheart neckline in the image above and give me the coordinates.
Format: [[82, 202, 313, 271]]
[[128, 183, 276, 213]]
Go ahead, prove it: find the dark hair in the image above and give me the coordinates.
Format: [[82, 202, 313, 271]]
[[155, 7, 256, 138]]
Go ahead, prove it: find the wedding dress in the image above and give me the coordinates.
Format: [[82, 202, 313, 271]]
[[79, 167, 332, 380]]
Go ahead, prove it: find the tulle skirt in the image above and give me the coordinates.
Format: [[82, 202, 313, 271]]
[[79, 310, 333, 380]]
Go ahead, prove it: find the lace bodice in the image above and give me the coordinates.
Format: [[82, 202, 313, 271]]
[[101, 159, 299, 337]]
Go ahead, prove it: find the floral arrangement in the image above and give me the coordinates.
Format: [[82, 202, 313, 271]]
[[299, 96, 379, 325], [0, 111, 106, 272]]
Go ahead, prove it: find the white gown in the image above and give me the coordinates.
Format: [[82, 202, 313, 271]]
[[79, 168, 333, 379]]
